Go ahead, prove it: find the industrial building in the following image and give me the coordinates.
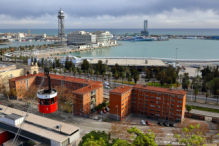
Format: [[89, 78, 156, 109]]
[[9, 73, 104, 117], [110, 85, 186, 122], [0, 105, 80, 146], [67, 31, 96, 45]]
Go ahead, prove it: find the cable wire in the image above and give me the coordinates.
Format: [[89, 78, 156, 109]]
[[12, 77, 45, 146]]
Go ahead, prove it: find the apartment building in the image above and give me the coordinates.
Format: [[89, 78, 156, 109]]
[[109, 86, 132, 120], [9, 73, 103, 117], [110, 85, 186, 122]]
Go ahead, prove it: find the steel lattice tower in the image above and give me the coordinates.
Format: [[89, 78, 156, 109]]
[[57, 9, 65, 45]]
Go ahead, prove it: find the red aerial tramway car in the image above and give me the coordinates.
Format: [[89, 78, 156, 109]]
[[37, 68, 58, 114]]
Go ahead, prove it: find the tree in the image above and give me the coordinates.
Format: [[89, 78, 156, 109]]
[[133, 73, 139, 84], [194, 88, 199, 102], [112, 139, 129, 146], [53, 69, 57, 74], [73, 67, 77, 77], [69, 67, 72, 76], [78, 131, 110, 146], [121, 72, 126, 85], [127, 127, 157, 146], [186, 105, 192, 113], [205, 92, 209, 103], [128, 76, 132, 85], [89, 68, 94, 78], [114, 72, 119, 87], [81, 59, 90, 71], [96, 71, 99, 81], [64, 68, 67, 76], [174, 124, 206, 146], [78, 69, 82, 78]]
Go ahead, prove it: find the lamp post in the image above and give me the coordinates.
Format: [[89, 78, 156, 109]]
[[116, 105, 118, 122], [176, 48, 178, 65]]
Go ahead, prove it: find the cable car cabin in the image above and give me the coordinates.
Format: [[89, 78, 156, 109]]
[[37, 89, 58, 114]]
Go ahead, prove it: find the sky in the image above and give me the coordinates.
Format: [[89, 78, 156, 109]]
[[1, 0, 219, 29]]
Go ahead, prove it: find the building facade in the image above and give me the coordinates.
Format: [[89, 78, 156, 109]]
[[9, 73, 103, 117], [67, 31, 96, 45], [93, 31, 112, 46], [110, 85, 186, 122]]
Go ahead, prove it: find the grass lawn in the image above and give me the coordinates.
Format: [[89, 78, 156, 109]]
[[190, 105, 219, 113], [146, 82, 181, 88], [113, 80, 135, 85]]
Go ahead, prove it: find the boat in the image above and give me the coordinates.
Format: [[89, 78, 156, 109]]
[[123, 35, 153, 41]]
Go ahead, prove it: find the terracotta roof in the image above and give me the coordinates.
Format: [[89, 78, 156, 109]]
[[36, 73, 102, 85], [9, 72, 102, 86], [9, 74, 36, 81], [110, 85, 133, 94], [133, 84, 187, 95], [72, 84, 102, 94]]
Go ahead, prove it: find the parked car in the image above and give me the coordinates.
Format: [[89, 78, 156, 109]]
[[158, 121, 163, 126], [0, 107, 3, 110], [103, 110, 106, 113], [104, 86, 110, 89], [105, 107, 109, 112], [169, 123, 175, 127], [146, 121, 152, 126], [141, 120, 146, 125], [103, 82, 109, 86], [163, 122, 169, 127], [100, 111, 103, 115]]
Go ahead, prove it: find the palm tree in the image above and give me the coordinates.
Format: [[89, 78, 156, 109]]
[[114, 72, 119, 87], [96, 71, 99, 81], [128, 76, 132, 85], [73, 67, 77, 77], [53, 69, 57, 74], [64, 68, 67, 76], [194, 88, 199, 102], [121, 72, 125, 85], [89, 68, 94, 79], [69, 68, 72, 76], [78, 69, 82, 78], [205, 92, 209, 103], [102, 72, 106, 82]]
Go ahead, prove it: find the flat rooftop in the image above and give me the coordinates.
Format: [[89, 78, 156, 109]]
[[0, 105, 79, 142], [89, 59, 167, 67]]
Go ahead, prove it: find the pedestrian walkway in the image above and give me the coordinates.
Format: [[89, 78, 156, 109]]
[[186, 101, 219, 110]]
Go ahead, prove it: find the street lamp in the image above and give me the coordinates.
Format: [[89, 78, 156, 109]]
[[116, 105, 118, 122]]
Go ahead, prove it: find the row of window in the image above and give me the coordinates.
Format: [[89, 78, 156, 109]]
[[38, 96, 57, 105]]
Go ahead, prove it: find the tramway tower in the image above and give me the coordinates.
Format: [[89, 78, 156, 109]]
[[57, 8, 65, 45]]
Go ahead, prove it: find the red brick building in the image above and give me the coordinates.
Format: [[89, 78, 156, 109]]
[[110, 85, 186, 122], [9, 73, 103, 117]]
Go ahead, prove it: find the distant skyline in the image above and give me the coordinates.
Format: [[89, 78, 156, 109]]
[[1, 0, 219, 29]]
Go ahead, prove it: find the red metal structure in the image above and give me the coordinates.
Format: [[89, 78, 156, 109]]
[[37, 68, 58, 114]]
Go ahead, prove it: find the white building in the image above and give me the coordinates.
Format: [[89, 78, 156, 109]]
[[67, 31, 96, 45], [93, 31, 112, 46], [15, 32, 25, 40], [26, 33, 47, 39]]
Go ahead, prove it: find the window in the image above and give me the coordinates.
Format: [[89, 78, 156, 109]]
[[45, 99, 50, 105], [51, 98, 55, 104], [157, 93, 161, 95], [40, 99, 44, 105]]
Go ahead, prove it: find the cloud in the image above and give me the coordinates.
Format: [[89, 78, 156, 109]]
[[0, 0, 219, 28]]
